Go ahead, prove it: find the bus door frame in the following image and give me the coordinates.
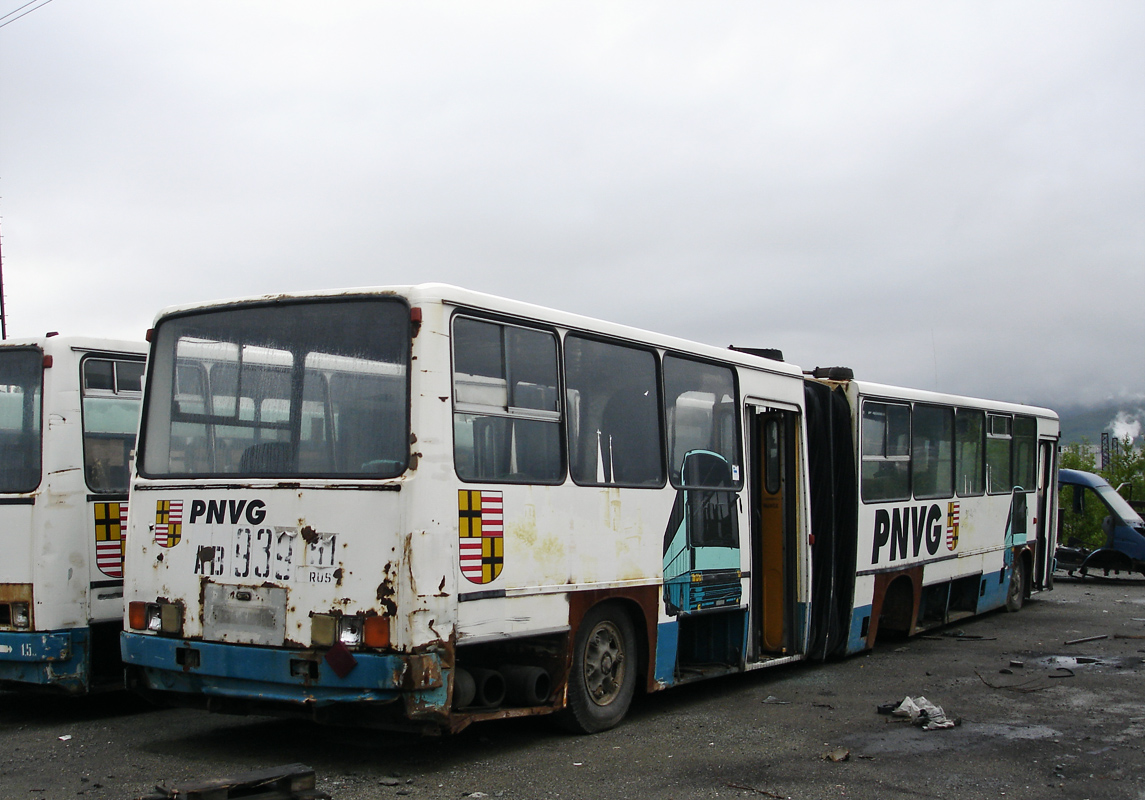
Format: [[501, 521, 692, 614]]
[[1033, 436, 1059, 590], [745, 400, 800, 662]]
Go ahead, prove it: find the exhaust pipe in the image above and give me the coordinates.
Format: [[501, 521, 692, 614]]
[[463, 667, 505, 708], [500, 664, 551, 706], [452, 668, 476, 710]]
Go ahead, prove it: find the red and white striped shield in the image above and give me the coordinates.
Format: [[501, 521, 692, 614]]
[[458, 490, 504, 585]]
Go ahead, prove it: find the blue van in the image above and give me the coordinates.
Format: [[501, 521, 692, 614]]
[[1055, 468, 1145, 577]]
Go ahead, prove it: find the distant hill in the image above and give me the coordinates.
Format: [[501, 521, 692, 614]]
[[1055, 401, 1144, 446]]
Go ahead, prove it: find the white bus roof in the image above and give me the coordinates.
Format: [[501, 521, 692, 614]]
[[0, 335, 148, 357], [844, 378, 1058, 421], [149, 283, 806, 380]]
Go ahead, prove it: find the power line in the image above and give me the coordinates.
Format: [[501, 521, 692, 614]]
[[0, 1, 42, 24], [0, 0, 55, 29]]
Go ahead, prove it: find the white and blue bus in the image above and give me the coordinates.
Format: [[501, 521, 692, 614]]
[[0, 336, 147, 693], [120, 285, 1057, 732]]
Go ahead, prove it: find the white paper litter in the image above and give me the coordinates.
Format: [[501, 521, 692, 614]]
[[892, 695, 956, 730]]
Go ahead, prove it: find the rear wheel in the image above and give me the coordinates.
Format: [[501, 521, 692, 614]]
[[557, 604, 636, 734], [1005, 558, 1025, 612]]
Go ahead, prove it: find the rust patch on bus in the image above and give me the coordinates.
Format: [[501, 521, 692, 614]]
[[869, 566, 924, 645], [404, 535, 418, 596], [403, 653, 443, 690], [300, 526, 320, 546], [0, 584, 33, 603], [377, 575, 398, 617]]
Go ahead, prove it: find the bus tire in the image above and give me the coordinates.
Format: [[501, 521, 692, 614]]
[[557, 603, 637, 734], [1005, 559, 1025, 612]]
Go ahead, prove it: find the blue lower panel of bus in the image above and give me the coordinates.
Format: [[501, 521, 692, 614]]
[[846, 605, 873, 655], [0, 628, 88, 691], [978, 566, 1010, 611], [654, 622, 679, 684], [121, 633, 424, 706]]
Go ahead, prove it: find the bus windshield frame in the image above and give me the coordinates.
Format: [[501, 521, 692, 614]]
[[139, 297, 411, 480]]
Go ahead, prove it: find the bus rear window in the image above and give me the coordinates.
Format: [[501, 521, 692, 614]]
[[0, 348, 43, 493], [140, 299, 409, 478]]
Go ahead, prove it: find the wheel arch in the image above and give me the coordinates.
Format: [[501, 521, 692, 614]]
[[567, 588, 656, 695], [869, 568, 922, 642]]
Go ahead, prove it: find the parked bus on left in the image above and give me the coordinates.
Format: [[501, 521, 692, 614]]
[[0, 335, 147, 693]]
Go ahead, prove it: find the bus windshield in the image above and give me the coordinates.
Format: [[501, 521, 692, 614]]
[[140, 298, 410, 479], [0, 348, 43, 493]]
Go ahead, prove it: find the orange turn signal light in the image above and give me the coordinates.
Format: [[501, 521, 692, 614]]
[[363, 616, 390, 648], [128, 601, 148, 630]]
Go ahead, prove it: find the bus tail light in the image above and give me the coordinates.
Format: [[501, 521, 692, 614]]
[[129, 601, 183, 635], [128, 601, 148, 630], [311, 614, 337, 648], [363, 616, 390, 648], [160, 602, 184, 635], [338, 616, 363, 647], [310, 613, 390, 650], [11, 602, 30, 630]]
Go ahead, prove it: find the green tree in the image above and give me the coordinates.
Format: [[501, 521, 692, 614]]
[[1060, 440, 1097, 473], [1103, 435, 1145, 505]]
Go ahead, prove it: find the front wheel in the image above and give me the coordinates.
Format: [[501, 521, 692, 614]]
[[1005, 559, 1025, 612], [557, 604, 637, 734]]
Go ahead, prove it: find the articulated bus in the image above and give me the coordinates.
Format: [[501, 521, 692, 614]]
[[0, 336, 147, 693], [120, 285, 1058, 732]]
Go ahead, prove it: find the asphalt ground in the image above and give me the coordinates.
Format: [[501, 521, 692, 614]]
[[2, 575, 1143, 800]]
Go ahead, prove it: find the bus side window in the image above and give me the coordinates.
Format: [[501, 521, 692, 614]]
[[663, 355, 739, 488], [986, 414, 1012, 494], [955, 408, 985, 496], [860, 401, 910, 502], [1012, 415, 1037, 491], [452, 317, 563, 484], [912, 404, 953, 500], [81, 358, 144, 493], [565, 335, 663, 487]]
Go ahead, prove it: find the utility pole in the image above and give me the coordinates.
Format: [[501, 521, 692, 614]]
[[0, 217, 6, 339]]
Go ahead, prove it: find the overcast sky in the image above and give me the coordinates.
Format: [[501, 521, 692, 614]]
[[1, 1, 1141, 412]]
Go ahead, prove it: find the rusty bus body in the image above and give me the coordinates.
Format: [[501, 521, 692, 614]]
[[119, 286, 1058, 731], [0, 336, 146, 693]]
